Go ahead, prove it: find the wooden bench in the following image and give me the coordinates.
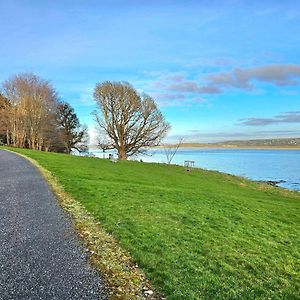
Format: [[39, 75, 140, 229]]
[[184, 160, 195, 168]]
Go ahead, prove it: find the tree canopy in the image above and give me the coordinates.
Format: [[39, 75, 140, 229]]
[[57, 102, 88, 154], [0, 94, 10, 144], [0, 73, 87, 153], [2, 73, 58, 150], [93, 81, 170, 160]]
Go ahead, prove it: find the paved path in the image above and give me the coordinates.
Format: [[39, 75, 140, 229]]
[[0, 150, 107, 300]]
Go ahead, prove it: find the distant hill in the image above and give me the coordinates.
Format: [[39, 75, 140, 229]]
[[91, 138, 300, 149], [214, 138, 300, 147], [180, 138, 300, 148]]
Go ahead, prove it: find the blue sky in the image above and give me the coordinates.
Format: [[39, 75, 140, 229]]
[[1, 0, 300, 143]]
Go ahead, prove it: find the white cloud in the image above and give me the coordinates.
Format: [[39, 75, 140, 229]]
[[76, 86, 95, 106], [87, 125, 98, 146]]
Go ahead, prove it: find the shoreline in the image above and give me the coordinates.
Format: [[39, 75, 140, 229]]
[[154, 145, 300, 150], [89, 145, 300, 151]]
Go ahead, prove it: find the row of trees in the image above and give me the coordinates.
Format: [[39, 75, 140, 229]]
[[0, 73, 87, 153], [0, 74, 171, 159]]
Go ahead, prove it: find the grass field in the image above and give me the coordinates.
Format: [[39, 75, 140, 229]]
[[6, 148, 300, 299]]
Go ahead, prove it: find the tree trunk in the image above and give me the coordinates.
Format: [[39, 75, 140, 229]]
[[118, 148, 128, 160]]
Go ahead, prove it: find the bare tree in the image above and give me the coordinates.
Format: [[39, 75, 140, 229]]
[[97, 135, 114, 158], [163, 138, 184, 164], [2, 73, 59, 150], [0, 94, 10, 144], [93, 81, 170, 160]]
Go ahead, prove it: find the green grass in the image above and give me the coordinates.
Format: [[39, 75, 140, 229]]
[[6, 148, 300, 299]]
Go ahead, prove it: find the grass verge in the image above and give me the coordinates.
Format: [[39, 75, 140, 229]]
[[4, 147, 300, 299]]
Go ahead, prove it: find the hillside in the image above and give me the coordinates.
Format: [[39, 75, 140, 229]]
[[179, 137, 300, 148], [5, 147, 300, 299], [215, 137, 300, 147]]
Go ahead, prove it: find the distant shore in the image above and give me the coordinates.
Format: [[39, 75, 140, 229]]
[[155, 144, 300, 150], [89, 144, 300, 150]]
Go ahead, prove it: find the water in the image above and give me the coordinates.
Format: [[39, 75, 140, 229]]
[[90, 148, 300, 191]]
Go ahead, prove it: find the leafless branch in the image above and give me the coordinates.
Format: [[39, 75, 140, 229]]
[[93, 81, 170, 160], [163, 137, 184, 164]]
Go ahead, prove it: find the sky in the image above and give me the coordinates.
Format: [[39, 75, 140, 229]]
[[0, 0, 300, 143]]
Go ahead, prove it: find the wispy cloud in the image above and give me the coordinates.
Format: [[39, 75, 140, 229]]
[[151, 73, 221, 97], [238, 111, 300, 126], [150, 92, 185, 100], [149, 91, 207, 107], [74, 86, 95, 106], [255, 7, 279, 16], [184, 56, 234, 68], [164, 81, 221, 94], [205, 64, 300, 90], [150, 64, 300, 106], [163, 73, 185, 82]]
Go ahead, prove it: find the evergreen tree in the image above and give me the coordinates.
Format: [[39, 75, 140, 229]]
[[57, 102, 88, 154]]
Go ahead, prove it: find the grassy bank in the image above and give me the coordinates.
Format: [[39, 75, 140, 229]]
[[5, 148, 300, 299]]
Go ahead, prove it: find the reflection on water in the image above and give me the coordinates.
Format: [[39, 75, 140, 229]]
[[90, 148, 300, 191]]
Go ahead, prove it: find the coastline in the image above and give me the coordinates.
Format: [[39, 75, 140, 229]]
[[89, 145, 300, 151], [155, 145, 300, 150]]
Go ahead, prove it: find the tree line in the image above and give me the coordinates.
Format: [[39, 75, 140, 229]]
[[0, 73, 170, 159], [0, 73, 87, 153]]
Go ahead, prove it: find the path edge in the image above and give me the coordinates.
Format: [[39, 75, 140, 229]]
[[3, 149, 162, 300]]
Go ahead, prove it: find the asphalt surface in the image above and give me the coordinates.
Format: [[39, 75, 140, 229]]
[[0, 150, 107, 300]]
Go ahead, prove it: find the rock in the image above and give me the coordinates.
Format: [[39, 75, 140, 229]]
[[259, 180, 286, 187], [144, 290, 154, 296]]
